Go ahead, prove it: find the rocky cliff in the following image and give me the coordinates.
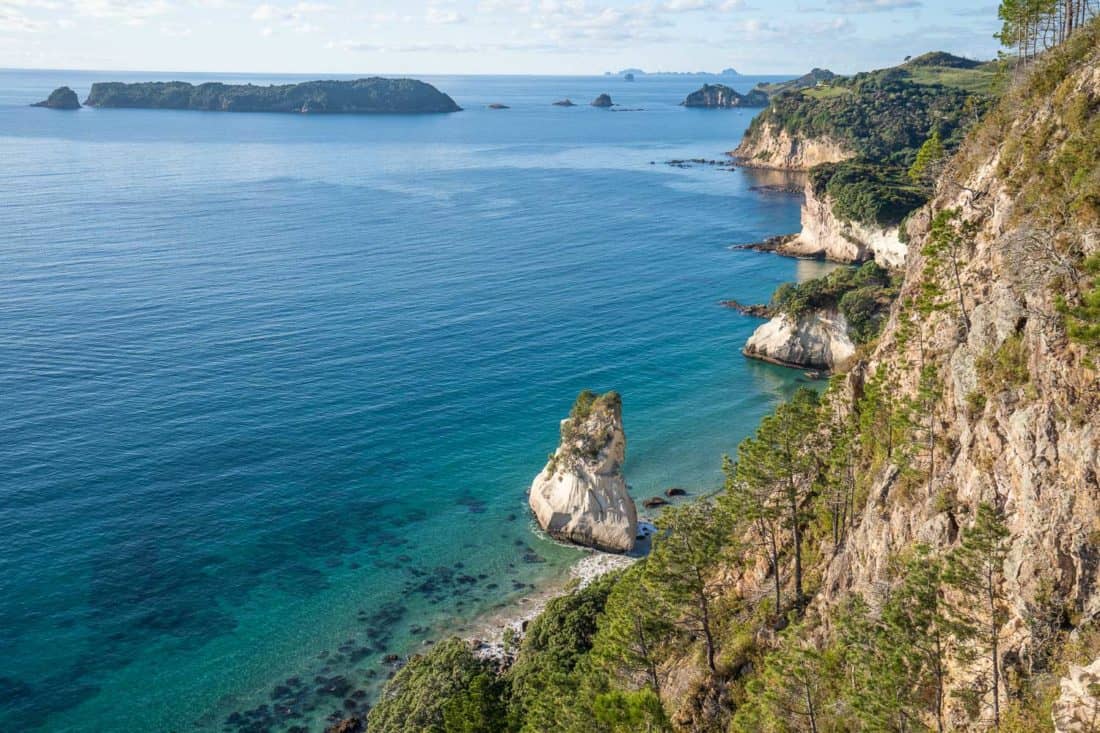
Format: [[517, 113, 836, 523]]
[[528, 391, 638, 553], [778, 178, 908, 266], [82, 78, 461, 114], [742, 309, 855, 371], [730, 121, 852, 170], [812, 25, 1100, 727]]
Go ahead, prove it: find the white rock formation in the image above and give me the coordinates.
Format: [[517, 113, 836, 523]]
[[743, 309, 855, 371], [528, 392, 637, 553], [779, 179, 907, 267], [731, 122, 853, 171], [1053, 658, 1100, 732]]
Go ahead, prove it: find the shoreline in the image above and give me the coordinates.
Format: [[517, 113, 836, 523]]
[[459, 550, 639, 660]]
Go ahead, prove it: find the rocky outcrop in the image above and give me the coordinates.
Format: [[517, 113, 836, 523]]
[[552, 99, 576, 107], [742, 309, 856, 371], [778, 179, 907, 266], [528, 391, 637, 553], [31, 86, 80, 110], [591, 94, 613, 107], [730, 121, 853, 170], [1053, 658, 1100, 732], [82, 78, 461, 114], [682, 84, 767, 108]]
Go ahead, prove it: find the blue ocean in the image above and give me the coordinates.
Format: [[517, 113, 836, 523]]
[[0, 69, 833, 732]]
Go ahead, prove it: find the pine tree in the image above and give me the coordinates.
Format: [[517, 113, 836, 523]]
[[944, 502, 1012, 729], [644, 502, 732, 675], [728, 388, 821, 609], [909, 131, 947, 188], [592, 563, 674, 701]]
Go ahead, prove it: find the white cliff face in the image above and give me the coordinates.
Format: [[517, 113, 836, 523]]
[[742, 309, 855, 371], [780, 180, 907, 267], [732, 122, 852, 171], [528, 393, 637, 553], [1054, 658, 1100, 733]]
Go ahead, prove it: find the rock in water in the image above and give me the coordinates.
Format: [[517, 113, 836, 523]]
[[528, 390, 637, 553], [591, 93, 613, 107], [682, 83, 767, 108], [742, 309, 855, 371], [1053, 658, 1100, 732], [552, 98, 576, 106], [31, 86, 80, 110]]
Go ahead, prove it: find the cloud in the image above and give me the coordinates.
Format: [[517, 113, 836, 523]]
[[250, 0, 327, 33], [69, 0, 172, 22], [828, 0, 920, 12], [426, 5, 464, 23], [0, 5, 42, 30]]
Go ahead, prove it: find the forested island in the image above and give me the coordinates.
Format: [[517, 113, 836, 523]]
[[76, 77, 460, 114], [351, 8, 1100, 733]]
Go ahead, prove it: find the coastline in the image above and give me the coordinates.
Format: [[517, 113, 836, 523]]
[[459, 551, 639, 660]]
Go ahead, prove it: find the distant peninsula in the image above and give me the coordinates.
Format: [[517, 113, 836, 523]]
[[79, 77, 461, 114]]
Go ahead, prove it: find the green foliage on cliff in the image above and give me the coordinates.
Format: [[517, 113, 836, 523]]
[[810, 160, 929, 227], [770, 262, 896, 344], [366, 638, 504, 733], [746, 64, 992, 166]]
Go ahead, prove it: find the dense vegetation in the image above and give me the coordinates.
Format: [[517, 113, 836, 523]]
[[82, 78, 461, 114], [809, 161, 928, 227], [744, 53, 996, 228], [769, 262, 896, 344]]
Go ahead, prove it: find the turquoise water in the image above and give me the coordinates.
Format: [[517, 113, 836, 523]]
[[0, 70, 834, 732]]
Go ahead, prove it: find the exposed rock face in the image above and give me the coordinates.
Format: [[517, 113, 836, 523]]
[[1053, 658, 1100, 732], [816, 33, 1100, 726], [31, 86, 80, 110], [742, 309, 856, 371], [779, 179, 907, 266], [730, 121, 853, 170], [528, 391, 637, 553], [682, 83, 767, 108], [82, 78, 461, 114], [591, 93, 613, 107]]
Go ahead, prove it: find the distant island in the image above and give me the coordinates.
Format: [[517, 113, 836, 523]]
[[681, 68, 837, 109], [605, 67, 740, 77], [76, 77, 460, 114]]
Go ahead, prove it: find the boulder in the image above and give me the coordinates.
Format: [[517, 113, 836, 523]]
[[643, 497, 668, 508], [1053, 658, 1100, 732], [591, 93, 613, 107], [528, 391, 637, 552], [31, 86, 80, 110]]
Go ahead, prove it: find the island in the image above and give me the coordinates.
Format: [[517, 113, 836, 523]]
[[31, 86, 80, 110], [591, 93, 613, 107], [79, 77, 461, 114], [682, 83, 768, 108], [552, 98, 576, 106]]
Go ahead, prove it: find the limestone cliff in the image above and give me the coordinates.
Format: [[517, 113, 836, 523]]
[[778, 178, 907, 267], [742, 309, 855, 371], [730, 122, 853, 171], [529, 391, 638, 553]]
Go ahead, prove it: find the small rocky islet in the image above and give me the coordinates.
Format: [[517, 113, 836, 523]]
[[31, 86, 80, 109]]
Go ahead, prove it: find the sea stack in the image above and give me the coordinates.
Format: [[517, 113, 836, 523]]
[[528, 390, 637, 553], [31, 86, 80, 110], [591, 93, 613, 107]]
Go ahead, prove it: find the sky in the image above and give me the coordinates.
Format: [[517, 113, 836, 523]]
[[0, 0, 1003, 75]]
